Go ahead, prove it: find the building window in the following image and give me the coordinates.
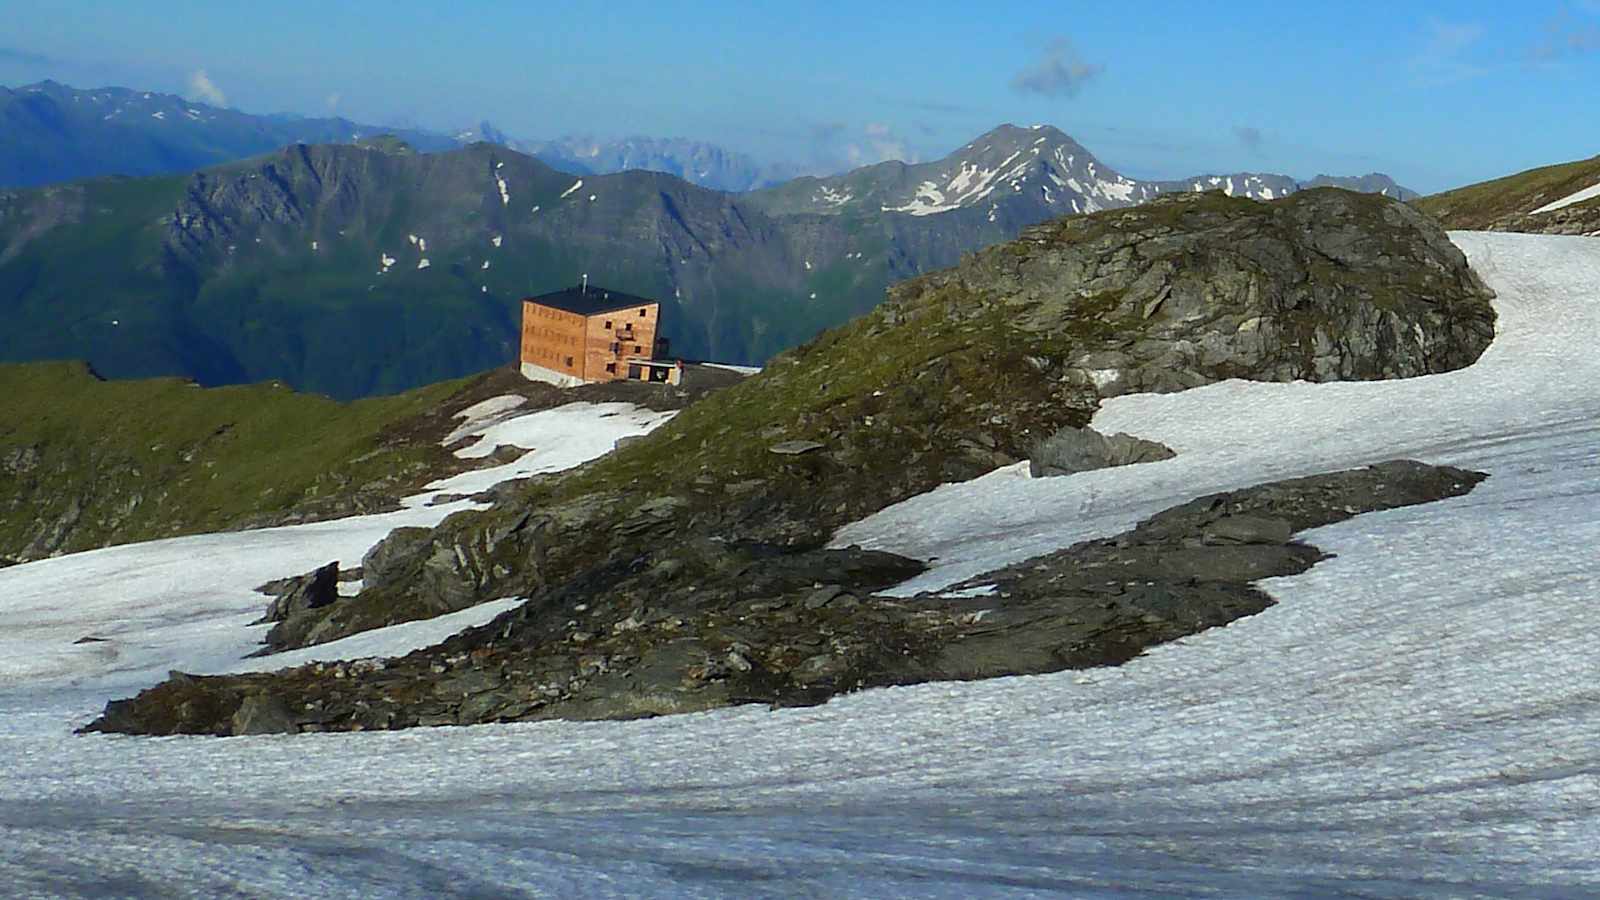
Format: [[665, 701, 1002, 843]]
[[604, 320, 612, 330], [565, 356, 574, 367], [628, 364, 642, 379], [605, 362, 616, 374], [639, 308, 647, 316], [634, 345, 643, 354]]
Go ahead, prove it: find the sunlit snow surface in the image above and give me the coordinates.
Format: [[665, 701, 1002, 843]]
[[4, 234, 1600, 896]]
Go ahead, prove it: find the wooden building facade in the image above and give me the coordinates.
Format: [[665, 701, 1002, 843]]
[[519, 285, 680, 387]]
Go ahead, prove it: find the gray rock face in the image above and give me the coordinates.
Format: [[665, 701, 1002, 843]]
[[230, 694, 297, 736], [913, 188, 1497, 397], [1202, 514, 1293, 545], [1029, 426, 1175, 477], [360, 528, 432, 592]]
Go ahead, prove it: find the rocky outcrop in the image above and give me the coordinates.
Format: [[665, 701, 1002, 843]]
[[248, 188, 1496, 654], [1029, 426, 1175, 477], [82, 460, 1488, 736], [252, 561, 341, 654], [930, 188, 1496, 395]]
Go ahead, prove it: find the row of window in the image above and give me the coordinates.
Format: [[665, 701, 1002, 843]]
[[601, 312, 648, 330], [527, 305, 579, 321], [525, 327, 578, 345], [527, 347, 577, 369]]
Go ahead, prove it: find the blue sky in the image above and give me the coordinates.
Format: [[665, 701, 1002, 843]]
[[2, 0, 1598, 192]]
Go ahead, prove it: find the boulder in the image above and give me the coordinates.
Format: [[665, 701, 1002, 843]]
[[1201, 514, 1294, 545], [230, 693, 298, 736], [360, 527, 433, 591], [254, 561, 339, 624], [1029, 426, 1176, 477], [769, 440, 825, 455]]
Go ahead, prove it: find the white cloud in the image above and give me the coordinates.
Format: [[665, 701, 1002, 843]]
[[1011, 37, 1104, 98], [187, 69, 226, 107], [860, 123, 912, 164]]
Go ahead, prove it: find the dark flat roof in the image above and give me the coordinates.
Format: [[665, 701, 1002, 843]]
[[524, 285, 659, 317]]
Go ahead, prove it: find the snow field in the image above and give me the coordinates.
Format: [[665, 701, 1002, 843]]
[[0, 233, 1598, 894], [0, 400, 674, 696]]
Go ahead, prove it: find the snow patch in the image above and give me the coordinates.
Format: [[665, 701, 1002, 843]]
[[559, 179, 584, 199], [815, 185, 855, 206], [442, 395, 529, 447], [1532, 180, 1600, 214]]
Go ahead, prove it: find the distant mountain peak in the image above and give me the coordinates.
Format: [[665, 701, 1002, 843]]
[[746, 122, 1415, 220]]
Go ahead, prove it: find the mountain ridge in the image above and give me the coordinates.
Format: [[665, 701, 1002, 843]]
[[0, 80, 457, 188], [746, 123, 1416, 219], [1, 122, 1422, 399]]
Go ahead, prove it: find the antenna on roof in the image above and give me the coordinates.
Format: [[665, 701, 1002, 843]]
[[581, 273, 588, 294]]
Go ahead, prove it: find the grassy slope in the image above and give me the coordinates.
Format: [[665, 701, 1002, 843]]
[[1414, 155, 1600, 228], [0, 361, 468, 561]]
